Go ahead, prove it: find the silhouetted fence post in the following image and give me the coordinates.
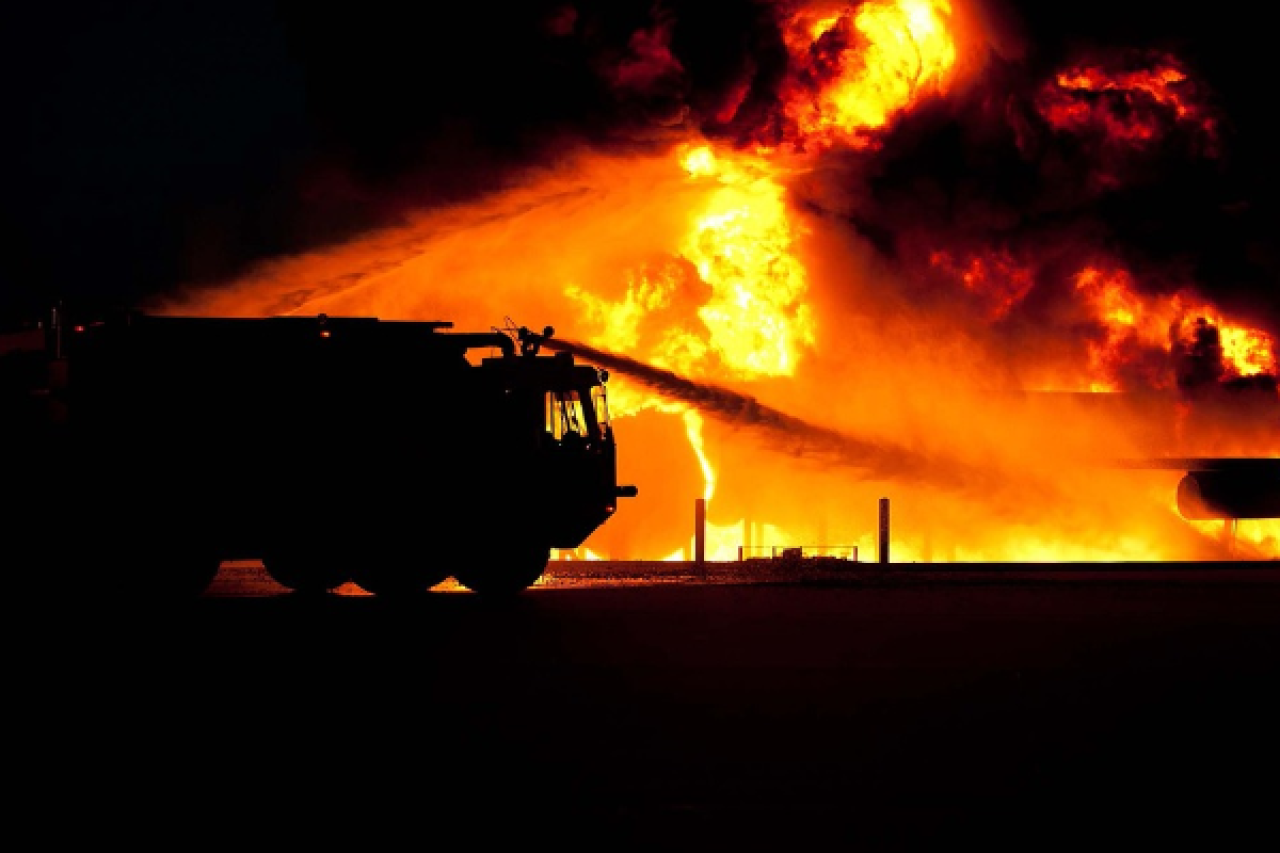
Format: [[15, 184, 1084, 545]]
[[695, 497, 706, 565], [878, 498, 890, 565]]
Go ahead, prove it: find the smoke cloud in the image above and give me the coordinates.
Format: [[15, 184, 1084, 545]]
[[93, 1, 1279, 561]]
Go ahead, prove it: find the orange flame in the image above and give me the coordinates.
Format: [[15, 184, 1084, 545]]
[[929, 248, 1035, 321], [1033, 50, 1220, 190], [153, 2, 1279, 564], [1076, 266, 1279, 389], [780, 0, 959, 150]]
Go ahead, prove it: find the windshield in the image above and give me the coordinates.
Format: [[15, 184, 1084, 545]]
[[546, 389, 596, 442]]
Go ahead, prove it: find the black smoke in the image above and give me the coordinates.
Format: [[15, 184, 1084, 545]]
[[5, 1, 1277, 338]]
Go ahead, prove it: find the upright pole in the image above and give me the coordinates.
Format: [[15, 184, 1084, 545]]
[[878, 497, 890, 565], [695, 497, 706, 565]]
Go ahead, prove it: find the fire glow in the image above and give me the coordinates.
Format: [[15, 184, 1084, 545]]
[[154, 0, 1279, 562]]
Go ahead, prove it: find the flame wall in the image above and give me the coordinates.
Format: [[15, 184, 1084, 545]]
[[148, 1, 1280, 561]]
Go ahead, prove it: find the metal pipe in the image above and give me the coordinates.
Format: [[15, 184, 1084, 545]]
[[878, 498, 890, 564], [695, 497, 706, 564]]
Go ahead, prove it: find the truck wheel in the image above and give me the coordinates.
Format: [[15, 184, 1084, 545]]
[[453, 544, 550, 596], [263, 549, 350, 595], [349, 559, 449, 597]]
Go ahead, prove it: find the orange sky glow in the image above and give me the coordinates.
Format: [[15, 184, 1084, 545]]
[[149, 0, 1279, 563]]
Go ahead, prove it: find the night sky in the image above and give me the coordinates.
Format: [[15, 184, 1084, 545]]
[[5, 1, 1278, 328]]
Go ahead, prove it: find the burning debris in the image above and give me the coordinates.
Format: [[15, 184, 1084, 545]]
[[151, 0, 1278, 562]]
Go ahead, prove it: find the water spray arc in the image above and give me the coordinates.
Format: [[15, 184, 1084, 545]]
[[542, 336, 1002, 492]]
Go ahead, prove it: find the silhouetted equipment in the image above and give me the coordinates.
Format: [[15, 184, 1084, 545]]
[[694, 497, 706, 564], [1171, 459, 1280, 520], [3, 306, 637, 598], [878, 498, 890, 564], [1109, 456, 1280, 520]]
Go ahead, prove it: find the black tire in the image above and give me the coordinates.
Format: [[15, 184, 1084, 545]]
[[349, 556, 449, 597], [453, 543, 550, 596], [263, 548, 351, 595]]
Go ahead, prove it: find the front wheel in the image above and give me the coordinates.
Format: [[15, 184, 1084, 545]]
[[453, 542, 550, 596], [348, 534, 449, 597], [263, 547, 351, 595], [350, 557, 449, 597]]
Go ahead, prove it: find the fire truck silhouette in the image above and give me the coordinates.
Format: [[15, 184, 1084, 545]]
[[2, 307, 637, 598]]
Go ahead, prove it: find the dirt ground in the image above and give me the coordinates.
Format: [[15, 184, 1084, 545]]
[[22, 562, 1280, 850]]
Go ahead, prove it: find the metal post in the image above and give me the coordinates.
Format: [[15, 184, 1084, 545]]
[[878, 498, 890, 564], [695, 497, 706, 565]]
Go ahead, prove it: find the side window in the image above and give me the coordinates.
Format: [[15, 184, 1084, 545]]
[[546, 390, 588, 444], [592, 385, 611, 434]]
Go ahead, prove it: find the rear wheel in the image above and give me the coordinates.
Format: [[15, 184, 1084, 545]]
[[453, 542, 550, 596], [263, 547, 351, 595], [344, 501, 451, 596], [349, 553, 449, 597]]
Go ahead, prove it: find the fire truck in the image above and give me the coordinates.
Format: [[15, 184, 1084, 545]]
[[2, 306, 637, 598]]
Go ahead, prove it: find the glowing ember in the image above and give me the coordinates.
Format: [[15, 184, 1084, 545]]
[[1075, 267, 1279, 391], [1032, 49, 1220, 190], [1039, 57, 1215, 142], [930, 248, 1035, 321]]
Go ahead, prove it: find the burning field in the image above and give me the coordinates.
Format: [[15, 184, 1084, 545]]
[[146, 1, 1278, 562]]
